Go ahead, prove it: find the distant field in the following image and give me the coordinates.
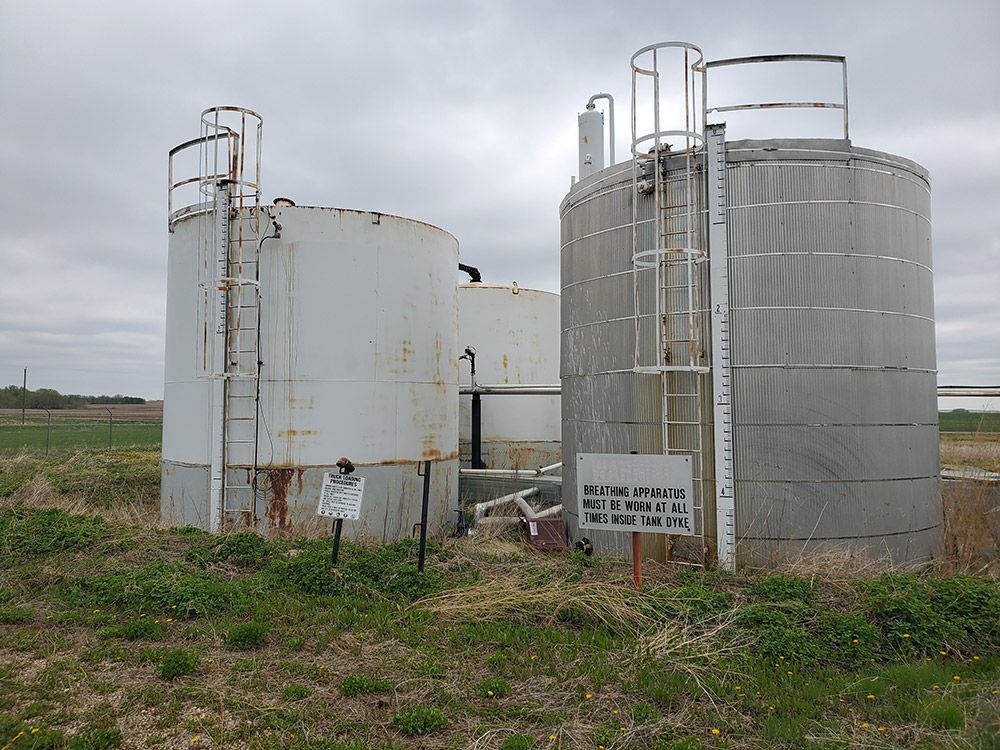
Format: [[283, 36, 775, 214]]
[[0, 406, 162, 455], [939, 410, 1000, 432]]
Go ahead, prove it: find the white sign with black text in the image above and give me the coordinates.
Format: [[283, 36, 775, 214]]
[[317, 473, 365, 520], [576, 453, 695, 535]]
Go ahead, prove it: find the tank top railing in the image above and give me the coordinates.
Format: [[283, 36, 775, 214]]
[[704, 54, 849, 139]]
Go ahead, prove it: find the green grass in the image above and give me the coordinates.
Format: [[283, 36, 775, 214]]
[[939, 410, 1000, 432], [0, 417, 161, 454], [1, 450, 998, 749]]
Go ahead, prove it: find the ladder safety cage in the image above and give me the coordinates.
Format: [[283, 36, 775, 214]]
[[630, 42, 713, 567], [704, 54, 849, 139], [167, 106, 264, 533]]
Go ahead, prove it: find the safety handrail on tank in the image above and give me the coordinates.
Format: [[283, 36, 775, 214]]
[[167, 106, 263, 231], [704, 54, 849, 139]]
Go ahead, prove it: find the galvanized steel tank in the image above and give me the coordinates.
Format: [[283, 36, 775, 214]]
[[457, 283, 561, 469], [162, 205, 459, 539], [560, 138, 942, 565]]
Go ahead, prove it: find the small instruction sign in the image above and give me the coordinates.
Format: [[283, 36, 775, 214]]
[[317, 473, 365, 520], [576, 453, 695, 535]]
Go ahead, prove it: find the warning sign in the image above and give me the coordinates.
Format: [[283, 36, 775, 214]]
[[576, 453, 695, 535], [317, 473, 365, 520]]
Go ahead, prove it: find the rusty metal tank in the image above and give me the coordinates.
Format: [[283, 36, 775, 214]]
[[457, 283, 561, 469], [161, 205, 460, 539]]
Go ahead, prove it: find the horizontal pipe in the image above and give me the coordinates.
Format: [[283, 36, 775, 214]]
[[460, 384, 561, 395], [472, 487, 539, 524], [459, 462, 562, 479], [938, 387, 1000, 397]]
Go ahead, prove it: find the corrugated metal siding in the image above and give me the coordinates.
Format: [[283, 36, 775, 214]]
[[560, 138, 942, 567]]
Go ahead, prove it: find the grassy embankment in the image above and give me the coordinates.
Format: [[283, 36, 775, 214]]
[[1, 450, 998, 750]]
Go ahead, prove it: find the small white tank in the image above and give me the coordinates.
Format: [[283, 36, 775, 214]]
[[578, 108, 605, 179], [457, 283, 560, 470]]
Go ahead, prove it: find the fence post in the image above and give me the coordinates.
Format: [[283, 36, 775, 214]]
[[43, 408, 52, 456], [105, 407, 113, 450]]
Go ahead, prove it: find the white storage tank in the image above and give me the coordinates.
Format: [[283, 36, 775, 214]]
[[162, 203, 460, 539], [457, 283, 561, 470]]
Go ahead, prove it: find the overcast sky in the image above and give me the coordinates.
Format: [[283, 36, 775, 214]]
[[1, 0, 997, 409]]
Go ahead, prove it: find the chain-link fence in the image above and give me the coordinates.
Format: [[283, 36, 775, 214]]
[[0, 407, 162, 455]]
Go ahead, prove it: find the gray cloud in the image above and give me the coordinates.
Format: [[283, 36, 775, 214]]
[[1, 0, 997, 409]]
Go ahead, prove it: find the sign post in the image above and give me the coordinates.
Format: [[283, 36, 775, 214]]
[[318, 458, 364, 565], [576, 453, 695, 589]]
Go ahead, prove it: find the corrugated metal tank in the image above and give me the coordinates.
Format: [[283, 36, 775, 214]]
[[457, 284, 561, 469], [560, 138, 942, 566], [162, 205, 459, 539]]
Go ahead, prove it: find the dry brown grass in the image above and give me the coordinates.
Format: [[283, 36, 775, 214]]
[[1, 457, 159, 527], [941, 431, 1000, 474]]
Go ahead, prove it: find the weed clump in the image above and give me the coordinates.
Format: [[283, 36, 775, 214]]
[[225, 622, 268, 651], [68, 562, 238, 618], [67, 722, 122, 750], [750, 573, 814, 603], [476, 677, 512, 699], [157, 648, 198, 680], [99, 618, 165, 641], [500, 735, 537, 750], [392, 705, 447, 736], [187, 531, 272, 568], [281, 685, 312, 702], [276, 538, 441, 601], [0, 605, 33, 624], [0, 507, 105, 560], [339, 674, 394, 697]]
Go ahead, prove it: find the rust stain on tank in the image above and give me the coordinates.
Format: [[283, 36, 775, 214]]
[[277, 429, 317, 437], [265, 468, 296, 532]]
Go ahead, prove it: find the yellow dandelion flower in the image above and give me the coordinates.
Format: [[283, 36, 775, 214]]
[[768, 705, 775, 711], [939, 650, 947, 655], [549, 736, 556, 741], [585, 693, 593, 699], [530, 655, 538, 661], [992, 690, 998, 695], [711, 728, 721, 735], [487, 690, 494, 697], [953, 675, 961, 681], [31, 728, 40, 734], [778, 655, 785, 660], [786, 671, 793, 676], [932, 684, 940, 690], [165, 618, 174, 623], [973, 656, 980, 661], [735, 685, 742, 691], [190, 738, 201, 744], [902, 633, 910, 638], [612, 709, 619, 715], [171, 605, 177, 609], [860, 722, 869, 728], [92, 609, 101, 614], [877, 727, 886, 732], [852, 639, 859, 644], [619, 726, 626, 732], [866, 694, 876, 700]]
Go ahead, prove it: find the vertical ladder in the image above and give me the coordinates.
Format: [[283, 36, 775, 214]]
[[707, 124, 735, 571], [197, 108, 263, 533], [220, 187, 261, 528], [630, 42, 711, 565]]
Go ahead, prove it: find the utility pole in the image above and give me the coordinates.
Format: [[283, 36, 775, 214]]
[[21, 367, 27, 425]]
